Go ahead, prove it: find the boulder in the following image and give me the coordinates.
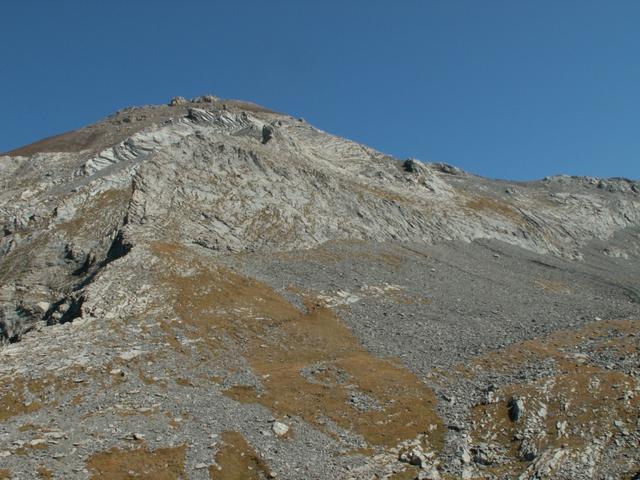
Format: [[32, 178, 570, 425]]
[[272, 421, 289, 436], [262, 124, 275, 144], [169, 96, 188, 106], [403, 158, 424, 174], [508, 396, 525, 422]]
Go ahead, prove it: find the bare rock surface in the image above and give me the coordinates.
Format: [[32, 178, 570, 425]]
[[0, 96, 639, 479]]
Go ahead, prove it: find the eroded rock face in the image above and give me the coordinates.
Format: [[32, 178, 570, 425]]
[[0, 96, 639, 479]]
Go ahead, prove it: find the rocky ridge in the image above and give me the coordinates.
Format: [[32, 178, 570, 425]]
[[0, 95, 639, 479]]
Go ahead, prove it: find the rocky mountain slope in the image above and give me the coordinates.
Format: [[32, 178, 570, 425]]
[[0, 95, 639, 479]]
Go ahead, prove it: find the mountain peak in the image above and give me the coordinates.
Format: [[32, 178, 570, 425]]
[[1, 96, 639, 479]]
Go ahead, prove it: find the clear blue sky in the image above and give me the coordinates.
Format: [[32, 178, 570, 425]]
[[1, 1, 639, 180]]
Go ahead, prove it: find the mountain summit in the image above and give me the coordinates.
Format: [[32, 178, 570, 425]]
[[1, 96, 639, 479]]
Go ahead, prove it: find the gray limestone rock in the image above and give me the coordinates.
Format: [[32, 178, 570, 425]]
[[169, 96, 188, 106]]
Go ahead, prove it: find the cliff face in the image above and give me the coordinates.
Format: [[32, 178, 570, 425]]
[[0, 97, 639, 479]]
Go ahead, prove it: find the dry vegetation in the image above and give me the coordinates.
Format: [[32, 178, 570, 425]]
[[152, 242, 444, 450], [36, 466, 53, 479], [210, 431, 273, 480], [534, 278, 571, 294], [465, 196, 524, 224], [5, 129, 105, 156], [0, 372, 80, 422], [57, 188, 131, 239], [447, 318, 640, 478], [86, 444, 187, 479]]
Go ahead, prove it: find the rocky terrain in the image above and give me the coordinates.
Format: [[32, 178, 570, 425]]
[[0, 95, 638, 479]]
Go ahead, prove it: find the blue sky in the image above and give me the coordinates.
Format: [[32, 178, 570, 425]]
[[1, 1, 638, 180]]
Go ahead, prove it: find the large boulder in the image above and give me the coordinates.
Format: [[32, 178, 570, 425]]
[[169, 96, 188, 106]]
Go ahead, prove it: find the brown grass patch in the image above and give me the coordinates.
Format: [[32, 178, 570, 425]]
[[0, 469, 10, 479], [5, 128, 103, 156], [389, 466, 421, 479], [210, 431, 272, 480], [0, 234, 49, 285], [225, 99, 278, 115], [467, 318, 638, 375], [175, 378, 193, 387], [57, 188, 131, 238], [18, 423, 40, 432], [386, 288, 431, 306], [14, 441, 49, 456], [272, 242, 406, 271], [241, 206, 303, 246], [86, 444, 187, 480], [534, 278, 571, 294], [471, 365, 638, 476], [0, 369, 85, 423], [455, 318, 640, 476], [1, 378, 45, 421], [37, 467, 53, 480], [466, 196, 523, 224], [152, 242, 444, 450], [357, 183, 413, 205]]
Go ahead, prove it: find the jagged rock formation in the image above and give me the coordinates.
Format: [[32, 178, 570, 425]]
[[0, 96, 639, 479]]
